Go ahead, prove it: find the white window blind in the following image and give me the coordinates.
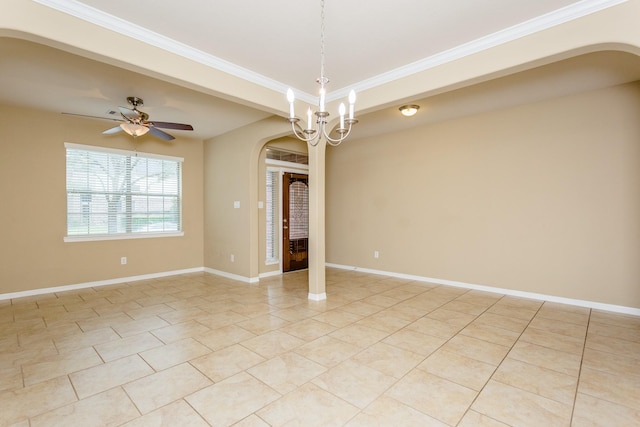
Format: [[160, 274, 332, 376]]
[[265, 169, 279, 264], [65, 143, 183, 241]]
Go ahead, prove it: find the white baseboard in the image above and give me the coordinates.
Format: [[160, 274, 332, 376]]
[[326, 263, 640, 316], [259, 270, 282, 279], [0, 267, 206, 301], [0, 266, 265, 301], [308, 292, 327, 301], [6, 263, 638, 317], [203, 268, 259, 284]]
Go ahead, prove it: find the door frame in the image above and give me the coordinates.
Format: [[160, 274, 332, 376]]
[[282, 172, 310, 272], [265, 162, 308, 274]]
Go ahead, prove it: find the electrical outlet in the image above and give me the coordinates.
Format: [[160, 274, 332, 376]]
[[121, 257, 127, 265], [374, 251, 379, 259], [230, 254, 235, 262]]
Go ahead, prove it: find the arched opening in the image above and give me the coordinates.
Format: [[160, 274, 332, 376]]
[[256, 137, 309, 278]]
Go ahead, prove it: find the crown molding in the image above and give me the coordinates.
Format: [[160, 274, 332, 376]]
[[336, 0, 629, 100], [34, 0, 628, 102], [32, 0, 291, 95]]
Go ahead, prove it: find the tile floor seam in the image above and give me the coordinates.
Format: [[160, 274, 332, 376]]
[[489, 373, 575, 405], [587, 328, 640, 346], [119, 383, 145, 419], [67, 372, 82, 401], [420, 348, 500, 390], [18, 359, 26, 389], [138, 351, 158, 376], [515, 335, 586, 360], [243, 366, 287, 397], [448, 358, 502, 425], [181, 397, 214, 426], [569, 307, 591, 426], [456, 411, 513, 427], [575, 386, 640, 414], [467, 381, 568, 427], [347, 323, 467, 424], [456, 295, 544, 426], [579, 349, 640, 380]]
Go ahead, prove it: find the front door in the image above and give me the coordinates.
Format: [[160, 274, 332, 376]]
[[282, 172, 309, 272]]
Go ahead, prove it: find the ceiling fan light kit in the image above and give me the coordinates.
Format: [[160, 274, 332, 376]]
[[286, 0, 358, 147], [120, 122, 149, 137]]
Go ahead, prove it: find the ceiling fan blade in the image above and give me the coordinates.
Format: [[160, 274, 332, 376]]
[[118, 106, 141, 121], [147, 126, 175, 141], [65, 98, 187, 141], [62, 112, 123, 123], [147, 121, 194, 131], [103, 125, 123, 135]]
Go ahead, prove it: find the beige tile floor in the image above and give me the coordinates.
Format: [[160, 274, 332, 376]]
[[1, 268, 639, 426]]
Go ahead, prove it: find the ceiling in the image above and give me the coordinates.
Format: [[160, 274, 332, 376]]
[[0, 37, 273, 140], [1, 0, 639, 141], [70, 0, 583, 95]]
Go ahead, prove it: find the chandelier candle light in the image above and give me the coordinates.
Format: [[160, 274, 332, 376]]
[[286, 0, 358, 147]]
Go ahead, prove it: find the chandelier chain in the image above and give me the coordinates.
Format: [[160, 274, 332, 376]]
[[320, 0, 326, 83]]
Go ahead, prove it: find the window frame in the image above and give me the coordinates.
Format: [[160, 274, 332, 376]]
[[64, 142, 184, 243], [265, 167, 280, 265]]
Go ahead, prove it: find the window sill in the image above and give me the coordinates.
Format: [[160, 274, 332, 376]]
[[64, 231, 184, 243]]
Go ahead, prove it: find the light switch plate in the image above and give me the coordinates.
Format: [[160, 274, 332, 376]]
[[233, 201, 240, 209]]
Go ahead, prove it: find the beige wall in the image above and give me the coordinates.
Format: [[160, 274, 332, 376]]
[[203, 117, 289, 280], [326, 82, 640, 308], [0, 105, 204, 294]]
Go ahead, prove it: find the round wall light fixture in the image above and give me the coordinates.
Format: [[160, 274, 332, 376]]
[[399, 105, 420, 117]]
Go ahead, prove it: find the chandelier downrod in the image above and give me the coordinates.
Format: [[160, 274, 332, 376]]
[[285, 0, 358, 147]]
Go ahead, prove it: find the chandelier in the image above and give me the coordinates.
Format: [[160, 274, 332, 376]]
[[286, 0, 358, 147]]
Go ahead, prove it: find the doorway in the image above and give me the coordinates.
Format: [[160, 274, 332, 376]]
[[283, 172, 309, 272]]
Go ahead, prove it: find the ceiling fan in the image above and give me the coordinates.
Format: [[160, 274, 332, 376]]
[[63, 96, 194, 141]]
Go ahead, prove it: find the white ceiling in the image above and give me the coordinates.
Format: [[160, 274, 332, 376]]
[[1, 0, 639, 141], [71, 0, 584, 95]]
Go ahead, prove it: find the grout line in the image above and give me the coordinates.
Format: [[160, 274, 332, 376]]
[[456, 296, 544, 424], [183, 397, 214, 426], [570, 308, 591, 424]]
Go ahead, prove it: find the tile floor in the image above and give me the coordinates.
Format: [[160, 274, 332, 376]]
[[1, 268, 639, 426]]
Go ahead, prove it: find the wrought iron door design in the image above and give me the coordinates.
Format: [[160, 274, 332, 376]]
[[282, 173, 309, 272]]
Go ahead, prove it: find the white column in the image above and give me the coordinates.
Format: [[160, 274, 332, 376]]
[[307, 139, 327, 300]]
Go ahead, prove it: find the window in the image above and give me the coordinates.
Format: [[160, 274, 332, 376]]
[[65, 143, 183, 241], [266, 148, 308, 165], [265, 168, 279, 264]]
